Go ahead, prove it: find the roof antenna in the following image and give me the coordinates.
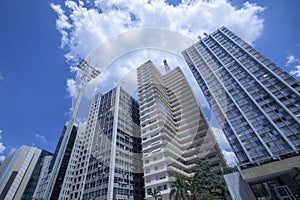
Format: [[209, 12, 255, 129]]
[[163, 59, 170, 73]]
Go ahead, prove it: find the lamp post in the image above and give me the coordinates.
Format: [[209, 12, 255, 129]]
[[69, 60, 101, 127], [44, 60, 101, 199]]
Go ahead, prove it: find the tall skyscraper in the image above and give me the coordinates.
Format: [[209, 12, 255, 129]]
[[44, 124, 78, 199], [32, 155, 53, 199], [74, 86, 144, 200], [182, 26, 300, 198], [0, 145, 52, 199], [137, 60, 226, 200], [69, 101, 99, 200]]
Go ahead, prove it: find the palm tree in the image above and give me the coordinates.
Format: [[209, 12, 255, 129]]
[[149, 188, 162, 200], [169, 174, 189, 200]]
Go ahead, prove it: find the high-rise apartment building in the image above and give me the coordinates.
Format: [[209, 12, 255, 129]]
[[0, 145, 52, 199], [74, 86, 144, 200], [182, 26, 300, 199], [137, 60, 226, 200]]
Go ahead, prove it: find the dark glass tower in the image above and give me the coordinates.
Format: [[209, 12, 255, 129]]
[[47, 125, 78, 199], [81, 86, 144, 200], [182, 26, 300, 165], [0, 146, 52, 199], [21, 150, 52, 200]]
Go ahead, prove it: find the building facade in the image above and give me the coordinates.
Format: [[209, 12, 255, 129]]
[[0, 145, 52, 200], [44, 124, 78, 199], [76, 86, 144, 200], [69, 99, 100, 200], [137, 60, 226, 199], [182, 26, 300, 199], [32, 155, 53, 199]]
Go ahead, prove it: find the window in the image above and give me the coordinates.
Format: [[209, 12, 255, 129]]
[[157, 185, 167, 191]]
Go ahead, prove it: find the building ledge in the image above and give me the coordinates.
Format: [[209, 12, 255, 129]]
[[241, 154, 300, 183]]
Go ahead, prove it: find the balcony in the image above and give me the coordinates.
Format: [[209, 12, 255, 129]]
[[144, 176, 174, 187], [167, 166, 194, 178]]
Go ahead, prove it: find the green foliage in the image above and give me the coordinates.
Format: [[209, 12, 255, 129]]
[[169, 174, 189, 200], [192, 160, 226, 196], [149, 188, 162, 200], [198, 193, 220, 200], [169, 160, 227, 200], [223, 166, 238, 174]]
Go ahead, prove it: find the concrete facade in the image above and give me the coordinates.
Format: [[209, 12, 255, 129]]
[[137, 60, 226, 200], [224, 172, 256, 200]]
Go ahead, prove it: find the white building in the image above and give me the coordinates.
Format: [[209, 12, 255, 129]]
[[0, 145, 52, 199], [137, 60, 226, 199]]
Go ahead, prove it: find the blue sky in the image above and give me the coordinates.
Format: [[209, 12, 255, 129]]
[[0, 0, 299, 163]]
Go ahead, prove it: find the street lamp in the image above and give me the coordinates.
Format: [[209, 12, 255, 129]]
[[70, 60, 101, 122], [44, 60, 101, 199]]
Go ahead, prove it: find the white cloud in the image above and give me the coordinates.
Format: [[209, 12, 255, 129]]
[[285, 54, 300, 77], [66, 78, 79, 98], [290, 65, 300, 77], [212, 127, 231, 150], [52, 0, 264, 66], [0, 142, 5, 154], [0, 130, 6, 160], [51, 0, 265, 113], [35, 133, 48, 144], [286, 54, 296, 65], [0, 156, 5, 161], [0, 72, 4, 80], [9, 147, 17, 155], [50, 3, 72, 48], [212, 127, 237, 166], [222, 150, 237, 166]]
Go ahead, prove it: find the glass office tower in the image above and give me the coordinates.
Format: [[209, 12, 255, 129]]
[[182, 26, 300, 164], [182, 26, 300, 199], [45, 125, 78, 200], [80, 86, 144, 200], [0, 146, 52, 200]]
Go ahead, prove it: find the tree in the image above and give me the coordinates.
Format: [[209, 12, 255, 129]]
[[192, 160, 226, 198], [169, 174, 189, 200], [170, 160, 227, 200], [198, 193, 220, 200], [149, 188, 162, 200], [189, 179, 202, 200]]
